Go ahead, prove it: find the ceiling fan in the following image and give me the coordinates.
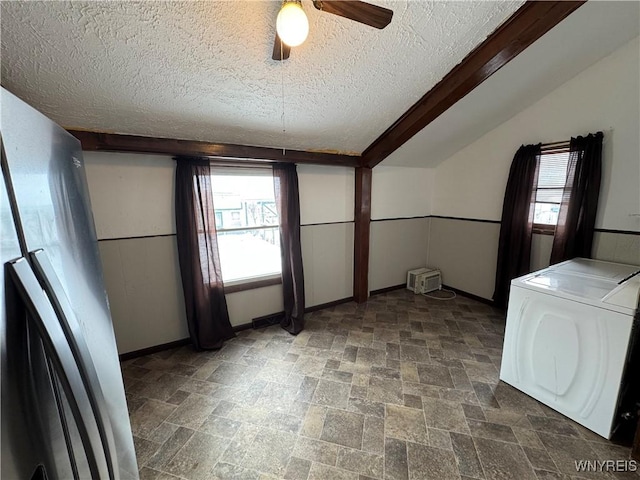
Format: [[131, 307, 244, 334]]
[[272, 1, 393, 61]]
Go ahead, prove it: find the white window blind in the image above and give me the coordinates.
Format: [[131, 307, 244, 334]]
[[533, 150, 570, 226]]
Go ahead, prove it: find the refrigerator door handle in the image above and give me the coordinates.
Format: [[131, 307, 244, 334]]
[[29, 249, 118, 480], [7, 257, 111, 480]]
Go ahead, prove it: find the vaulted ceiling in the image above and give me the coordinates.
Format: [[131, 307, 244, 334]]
[[1, 1, 638, 168], [383, 0, 640, 167]]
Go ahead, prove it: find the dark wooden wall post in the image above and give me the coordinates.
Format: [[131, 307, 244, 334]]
[[354, 167, 372, 303]]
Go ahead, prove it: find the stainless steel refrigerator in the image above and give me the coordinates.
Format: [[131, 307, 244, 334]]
[[1, 88, 138, 479]]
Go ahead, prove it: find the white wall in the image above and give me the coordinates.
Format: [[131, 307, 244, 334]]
[[302, 223, 354, 307], [298, 165, 355, 307], [86, 153, 176, 238], [529, 231, 640, 276], [298, 165, 354, 224], [427, 218, 500, 299], [98, 236, 189, 354], [367, 166, 434, 292], [85, 152, 184, 353], [428, 36, 640, 299], [371, 166, 433, 220], [226, 285, 284, 328], [84, 154, 355, 353], [530, 234, 554, 272], [370, 218, 430, 291], [433, 37, 640, 232]]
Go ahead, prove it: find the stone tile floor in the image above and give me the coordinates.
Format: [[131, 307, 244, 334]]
[[122, 290, 639, 479]]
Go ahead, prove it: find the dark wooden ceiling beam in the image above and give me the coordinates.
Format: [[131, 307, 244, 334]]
[[360, 0, 586, 168], [67, 130, 361, 167]]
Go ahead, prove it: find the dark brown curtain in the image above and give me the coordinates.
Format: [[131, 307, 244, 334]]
[[175, 157, 235, 350], [493, 144, 541, 309], [550, 132, 603, 265], [273, 163, 305, 334]]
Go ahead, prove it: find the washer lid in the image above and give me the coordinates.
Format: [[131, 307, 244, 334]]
[[514, 258, 640, 315], [603, 277, 640, 311], [524, 272, 617, 301], [551, 258, 638, 282]]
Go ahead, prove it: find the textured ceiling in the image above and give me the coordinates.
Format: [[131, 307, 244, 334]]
[[1, 0, 524, 154], [382, 0, 640, 168]]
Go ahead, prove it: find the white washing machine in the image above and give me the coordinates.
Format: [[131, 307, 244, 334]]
[[500, 258, 640, 438]]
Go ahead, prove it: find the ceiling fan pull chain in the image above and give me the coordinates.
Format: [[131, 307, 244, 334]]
[[280, 36, 286, 156]]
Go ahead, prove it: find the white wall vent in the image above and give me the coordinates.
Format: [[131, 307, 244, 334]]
[[406, 268, 442, 294]]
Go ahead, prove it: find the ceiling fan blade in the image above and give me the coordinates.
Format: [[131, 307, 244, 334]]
[[313, 1, 393, 29], [272, 32, 291, 61]]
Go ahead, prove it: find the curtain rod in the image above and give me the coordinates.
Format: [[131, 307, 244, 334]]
[[540, 140, 570, 152], [541, 140, 570, 148], [539, 130, 608, 151], [172, 156, 276, 168]]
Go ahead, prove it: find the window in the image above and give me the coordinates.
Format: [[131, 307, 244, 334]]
[[533, 148, 570, 234], [210, 168, 281, 284]]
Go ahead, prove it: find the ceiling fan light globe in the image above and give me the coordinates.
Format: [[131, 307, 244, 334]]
[[276, 2, 309, 47]]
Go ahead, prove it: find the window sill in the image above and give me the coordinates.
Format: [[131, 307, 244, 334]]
[[224, 275, 282, 294], [533, 224, 556, 236]]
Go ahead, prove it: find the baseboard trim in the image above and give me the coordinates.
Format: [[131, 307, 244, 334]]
[[305, 297, 354, 313], [119, 338, 191, 361], [368, 283, 497, 308], [242, 297, 356, 330], [233, 322, 253, 332], [370, 284, 405, 296], [442, 284, 497, 308]]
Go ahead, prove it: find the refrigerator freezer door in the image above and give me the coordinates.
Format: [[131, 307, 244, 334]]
[[1, 153, 75, 479], [30, 248, 118, 478], [1, 89, 138, 477], [8, 257, 109, 479]]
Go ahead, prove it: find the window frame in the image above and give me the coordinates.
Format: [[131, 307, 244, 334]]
[[224, 274, 282, 293], [532, 222, 556, 236], [532, 144, 570, 236], [207, 166, 283, 291]]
